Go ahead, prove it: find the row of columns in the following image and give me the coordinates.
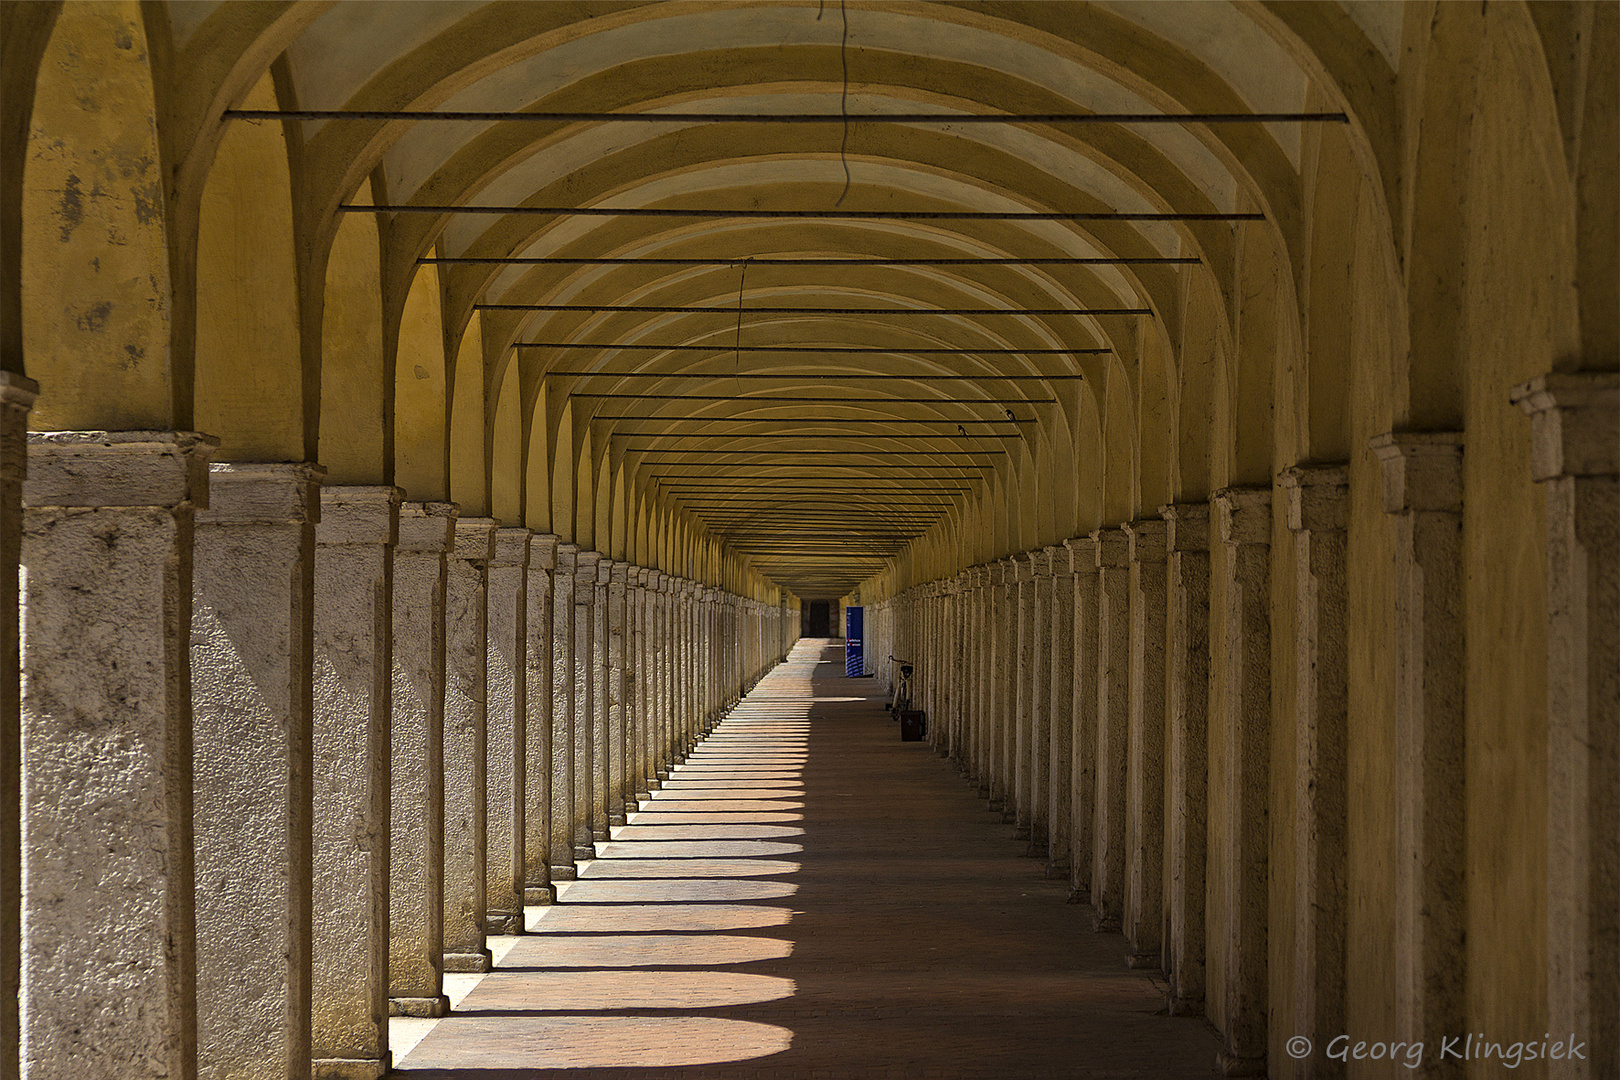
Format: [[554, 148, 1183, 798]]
[[866, 386, 1617, 1078], [12, 430, 795, 1080]]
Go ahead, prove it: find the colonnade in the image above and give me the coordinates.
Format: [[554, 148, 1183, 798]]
[[14, 443, 797, 1079], [865, 382, 1617, 1076]]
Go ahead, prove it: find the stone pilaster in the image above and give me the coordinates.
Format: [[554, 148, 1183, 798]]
[[389, 502, 456, 1018], [647, 571, 667, 783], [312, 486, 400, 1080], [523, 535, 557, 906], [1046, 548, 1074, 880], [1123, 517, 1167, 969], [1513, 373, 1620, 1080], [1210, 486, 1272, 1077], [549, 544, 577, 879], [1063, 537, 1100, 903], [1160, 502, 1210, 1015], [1091, 528, 1131, 932], [634, 570, 655, 797], [590, 556, 610, 841], [995, 560, 1018, 813], [608, 562, 629, 825], [1027, 552, 1054, 857], [192, 461, 324, 1080], [972, 567, 991, 793], [1371, 433, 1466, 1070], [0, 373, 34, 1079], [442, 520, 495, 972], [1280, 466, 1350, 1071], [572, 551, 599, 860], [484, 529, 529, 935], [21, 429, 212, 1080]]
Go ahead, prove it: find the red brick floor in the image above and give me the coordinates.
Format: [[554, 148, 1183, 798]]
[[394, 639, 1220, 1078]]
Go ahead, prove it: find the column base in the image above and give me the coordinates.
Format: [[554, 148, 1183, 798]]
[[645, 776, 662, 790], [1067, 888, 1091, 905], [1024, 839, 1048, 859], [1004, 813, 1021, 827], [625, 799, 642, 814], [1043, 860, 1071, 880], [656, 770, 671, 782], [592, 826, 609, 841], [550, 864, 576, 881], [608, 812, 626, 828], [986, 798, 1004, 812], [389, 995, 450, 1018], [484, 911, 524, 935], [524, 885, 556, 905], [1217, 1051, 1267, 1078], [1125, 950, 1161, 970], [573, 845, 596, 862], [443, 950, 492, 973], [1093, 911, 1121, 933], [314, 1056, 391, 1080], [1165, 992, 1204, 1017]]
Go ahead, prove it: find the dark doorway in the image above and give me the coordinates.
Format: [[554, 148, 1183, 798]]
[[804, 600, 831, 637]]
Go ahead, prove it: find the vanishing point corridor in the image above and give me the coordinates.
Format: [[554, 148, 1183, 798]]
[[394, 639, 1217, 1078]]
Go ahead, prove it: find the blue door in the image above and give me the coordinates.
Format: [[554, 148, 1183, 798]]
[[844, 606, 864, 676]]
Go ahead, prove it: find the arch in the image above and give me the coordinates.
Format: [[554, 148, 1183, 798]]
[[319, 178, 387, 483], [394, 261, 449, 500]]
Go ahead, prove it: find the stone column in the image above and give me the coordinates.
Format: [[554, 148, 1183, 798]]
[[484, 529, 529, 935], [311, 486, 400, 1080], [1027, 552, 1054, 858], [1513, 373, 1619, 1080], [647, 572, 667, 783], [1123, 518, 1167, 968], [590, 556, 610, 842], [1160, 503, 1210, 1015], [973, 568, 991, 794], [1210, 486, 1272, 1077], [550, 544, 577, 879], [21, 430, 213, 1080], [1047, 548, 1074, 880], [1370, 434, 1467, 1067], [192, 461, 323, 1080], [1011, 557, 1036, 839], [1092, 527, 1131, 931], [572, 550, 598, 861], [608, 562, 630, 825], [636, 570, 657, 796], [1064, 538, 1100, 904], [0, 374, 34, 1079], [389, 503, 456, 1018], [1280, 466, 1350, 1064], [523, 535, 557, 906], [442, 520, 495, 972], [993, 561, 1017, 813]]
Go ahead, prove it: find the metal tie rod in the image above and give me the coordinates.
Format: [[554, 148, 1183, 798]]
[[427, 255, 1196, 266], [484, 304, 1147, 315], [604, 416, 1031, 424], [346, 205, 1258, 222], [525, 343, 1107, 354], [575, 393, 1054, 403], [234, 109, 1348, 124]]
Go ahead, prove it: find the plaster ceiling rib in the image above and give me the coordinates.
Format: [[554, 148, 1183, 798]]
[[231, 108, 1346, 124], [426, 256, 1195, 266], [345, 205, 1256, 222]]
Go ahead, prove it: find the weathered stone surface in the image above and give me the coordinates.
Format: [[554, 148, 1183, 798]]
[[591, 556, 610, 841], [550, 545, 577, 879], [484, 529, 529, 935], [192, 461, 323, 1080], [21, 429, 211, 1080], [312, 485, 400, 1079], [1091, 529, 1130, 932], [607, 561, 629, 826], [1123, 518, 1167, 968], [1047, 550, 1074, 880], [389, 502, 455, 1017], [573, 551, 599, 859], [443, 519, 495, 974]]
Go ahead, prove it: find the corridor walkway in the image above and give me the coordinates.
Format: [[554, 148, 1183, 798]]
[[393, 640, 1220, 1079]]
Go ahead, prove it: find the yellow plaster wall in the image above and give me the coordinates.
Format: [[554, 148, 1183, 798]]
[[319, 195, 386, 484], [394, 263, 449, 501]]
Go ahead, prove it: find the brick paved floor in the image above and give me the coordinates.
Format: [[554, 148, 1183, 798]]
[[393, 639, 1221, 1079]]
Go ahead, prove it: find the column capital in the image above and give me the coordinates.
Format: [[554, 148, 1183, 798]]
[[576, 549, 601, 575], [1212, 486, 1272, 545], [198, 461, 325, 525], [1124, 517, 1167, 562], [0, 370, 39, 411], [1091, 527, 1130, 568], [1013, 556, 1036, 583], [1159, 502, 1210, 552], [610, 561, 630, 584], [1280, 464, 1350, 533], [453, 517, 497, 561], [594, 555, 612, 584], [24, 429, 218, 509], [1369, 431, 1463, 513], [490, 527, 530, 568], [398, 501, 457, 554], [528, 532, 559, 570], [1063, 535, 1099, 573], [1511, 371, 1619, 480], [646, 569, 662, 588], [1029, 548, 1054, 576], [555, 542, 579, 572], [317, 486, 401, 546]]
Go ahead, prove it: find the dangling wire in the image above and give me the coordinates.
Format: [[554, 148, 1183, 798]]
[[733, 258, 750, 399], [834, 0, 852, 207]]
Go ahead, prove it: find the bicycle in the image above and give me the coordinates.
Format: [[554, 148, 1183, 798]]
[[886, 655, 914, 718]]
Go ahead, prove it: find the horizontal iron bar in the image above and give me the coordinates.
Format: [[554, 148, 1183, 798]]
[[428, 255, 1196, 266], [603, 416, 1031, 423], [235, 109, 1348, 124], [483, 303, 1146, 315], [633, 449, 1002, 456], [524, 344, 1107, 354], [579, 394, 1050, 404], [347, 205, 1260, 221]]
